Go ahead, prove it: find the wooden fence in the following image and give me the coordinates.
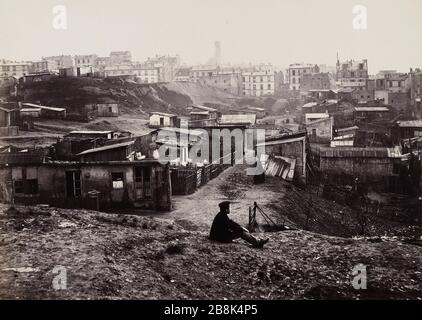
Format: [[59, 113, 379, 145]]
[[170, 152, 235, 195]]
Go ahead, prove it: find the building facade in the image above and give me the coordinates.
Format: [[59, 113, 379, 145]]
[[0, 60, 31, 77], [300, 72, 333, 94], [336, 59, 368, 89], [287, 63, 319, 91], [242, 67, 275, 96]]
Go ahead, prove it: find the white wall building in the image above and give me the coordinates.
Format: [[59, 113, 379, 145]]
[[0, 60, 32, 77], [241, 67, 275, 96]]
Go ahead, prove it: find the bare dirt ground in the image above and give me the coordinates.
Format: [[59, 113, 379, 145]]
[[0, 204, 420, 300], [170, 165, 422, 239], [0, 164, 421, 300]]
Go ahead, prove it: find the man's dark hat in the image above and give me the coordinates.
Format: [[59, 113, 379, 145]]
[[219, 201, 231, 210]]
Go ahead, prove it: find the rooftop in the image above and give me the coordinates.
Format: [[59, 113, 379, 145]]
[[22, 103, 66, 112], [150, 111, 177, 117], [189, 105, 218, 112], [158, 127, 204, 136], [302, 102, 318, 109], [68, 130, 113, 135], [319, 146, 402, 158], [397, 120, 422, 128], [77, 141, 134, 156], [354, 107, 389, 112], [220, 114, 256, 125]]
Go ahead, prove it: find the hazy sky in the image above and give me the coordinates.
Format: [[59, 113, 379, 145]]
[[1, 0, 421, 73]]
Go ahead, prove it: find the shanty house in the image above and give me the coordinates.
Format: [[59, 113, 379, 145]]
[[314, 146, 404, 191], [353, 106, 390, 122], [0, 103, 19, 136], [306, 116, 333, 144], [187, 105, 221, 120], [85, 103, 119, 117], [149, 112, 179, 128], [22, 103, 66, 120], [395, 120, 422, 140], [0, 161, 172, 211]]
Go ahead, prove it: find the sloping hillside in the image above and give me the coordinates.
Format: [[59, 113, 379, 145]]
[[0, 204, 420, 300], [20, 77, 193, 117], [20, 78, 241, 118], [164, 81, 238, 106]]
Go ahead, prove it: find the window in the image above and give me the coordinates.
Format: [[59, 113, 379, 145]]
[[112, 172, 124, 189], [160, 117, 164, 126], [14, 180, 24, 194], [260, 84, 264, 90], [292, 70, 296, 76], [268, 84, 271, 90]]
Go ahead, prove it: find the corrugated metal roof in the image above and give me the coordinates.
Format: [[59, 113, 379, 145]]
[[261, 155, 296, 181]]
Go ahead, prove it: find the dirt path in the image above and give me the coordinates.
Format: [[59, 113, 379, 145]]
[[168, 165, 287, 231]]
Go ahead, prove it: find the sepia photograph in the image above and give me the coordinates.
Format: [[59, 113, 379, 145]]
[[0, 0, 421, 311]]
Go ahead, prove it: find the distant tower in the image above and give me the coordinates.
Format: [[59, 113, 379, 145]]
[[214, 41, 221, 67]]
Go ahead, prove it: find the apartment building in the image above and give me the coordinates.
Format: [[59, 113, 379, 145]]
[[287, 63, 319, 91], [336, 59, 368, 89], [242, 66, 275, 96], [0, 60, 32, 77]]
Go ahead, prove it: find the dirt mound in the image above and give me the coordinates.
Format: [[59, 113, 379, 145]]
[[0, 204, 420, 300]]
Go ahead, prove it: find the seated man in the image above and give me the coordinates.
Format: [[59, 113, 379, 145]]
[[209, 201, 269, 248]]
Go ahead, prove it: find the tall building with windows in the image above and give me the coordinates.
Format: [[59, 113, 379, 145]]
[[74, 54, 98, 68], [42, 55, 74, 70], [336, 58, 368, 89], [0, 60, 32, 77], [287, 63, 319, 91], [242, 65, 275, 96]]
